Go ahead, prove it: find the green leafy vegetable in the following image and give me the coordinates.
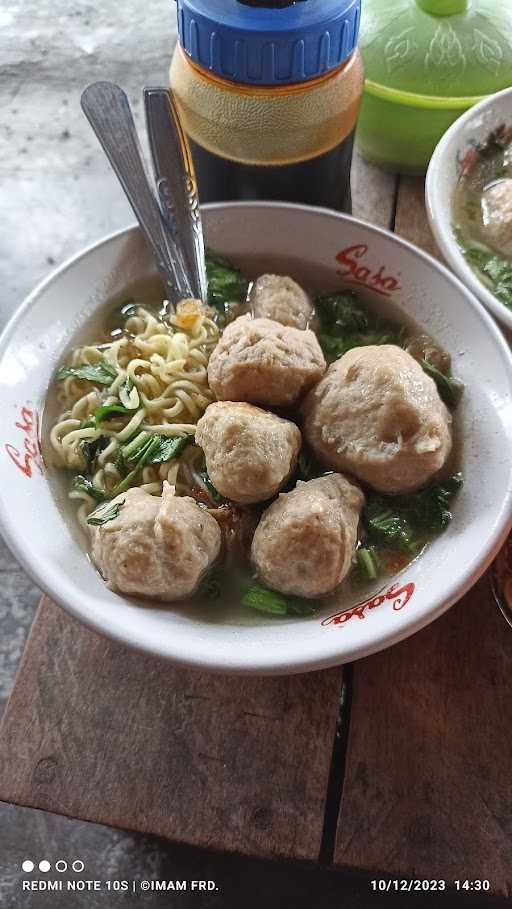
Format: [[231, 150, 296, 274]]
[[420, 360, 463, 409], [462, 244, 512, 310], [474, 127, 512, 183], [479, 125, 512, 156], [364, 500, 415, 553], [56, 361, 118, 386], [72, 475, 105, 503], [110, 436, 162, 497], [205, 250, 249, 325], [116, 431, 152, 469], [285, 597, 321, 617], [147, 435, 193, 465], [87, 499, 125, 527], [198, 569, 223, 600], [118, 375, 139, 410], [199, 470, 223, 504], [316, 291, 370, 333], [94, 403, 133, 425], [315, 291, 405, 363], [398, 473, 464, 534], [80, 436, 109, 473], [80, 430, 195, 505], [116, 432, 192, 473], [242, 584, 319, 617], [357, 547, 379, 580], [206, 250, 249, 306], [363, 474, 463, 554], [110, 434, 192, 497]]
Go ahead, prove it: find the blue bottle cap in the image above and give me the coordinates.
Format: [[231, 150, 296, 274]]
[[175, 0, 361, 86]]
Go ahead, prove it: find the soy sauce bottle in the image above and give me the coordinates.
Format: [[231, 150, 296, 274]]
[[170, 0, 363, 213]]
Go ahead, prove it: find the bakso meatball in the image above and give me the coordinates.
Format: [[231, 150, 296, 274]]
[[251, 474, 364, 599], [90, 482, 221, 600], [208, 315, 326, 407], [250, 274, 314, 330], [196, 402, 301, 504], [481, 178, 512, 258], [303, 345, 452, 494]]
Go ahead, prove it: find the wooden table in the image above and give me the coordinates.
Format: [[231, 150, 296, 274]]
[[1, 157, 512, 900]]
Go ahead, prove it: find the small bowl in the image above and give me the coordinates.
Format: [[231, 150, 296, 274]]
[[357, 0, 512, 175], [426, 86, 512, 332], [357, 85, 485, 177], [1, 203, 512, 675]]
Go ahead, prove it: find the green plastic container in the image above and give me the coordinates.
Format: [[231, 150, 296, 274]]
[[357, 0, 512, 174]]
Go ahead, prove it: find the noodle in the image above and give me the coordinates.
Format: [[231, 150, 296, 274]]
[[50, 300, 220, 526]]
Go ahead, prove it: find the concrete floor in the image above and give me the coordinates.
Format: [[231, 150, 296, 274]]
[[0, 3, 504, 907]]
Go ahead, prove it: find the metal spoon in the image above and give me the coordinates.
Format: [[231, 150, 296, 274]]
[[80, 81, 206, 306], [144, 87, 208, 303]]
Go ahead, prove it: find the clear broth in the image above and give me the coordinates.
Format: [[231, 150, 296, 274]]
[[453, 130, 512, 304], [43, 257, 462, 626]]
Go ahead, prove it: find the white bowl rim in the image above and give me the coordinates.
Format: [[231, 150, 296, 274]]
[[1, 200, 512, 674], [426, 85, 512, 332]]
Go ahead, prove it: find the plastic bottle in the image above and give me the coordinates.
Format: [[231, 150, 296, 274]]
[[170, 0, 363, 212]]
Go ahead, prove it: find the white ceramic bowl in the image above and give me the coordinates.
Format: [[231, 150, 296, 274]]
[[1, 203, 512, 675], [426, 86, 512, 332]]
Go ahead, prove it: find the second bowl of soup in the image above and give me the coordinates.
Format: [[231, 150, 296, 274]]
[[426, 86, 512, 332]]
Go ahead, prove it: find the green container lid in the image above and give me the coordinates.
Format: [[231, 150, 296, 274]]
[[358, 0, 512, 172]]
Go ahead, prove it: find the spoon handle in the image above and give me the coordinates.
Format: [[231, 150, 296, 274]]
[[81, 82, 193, 305], [144, 88, 208, 302]]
